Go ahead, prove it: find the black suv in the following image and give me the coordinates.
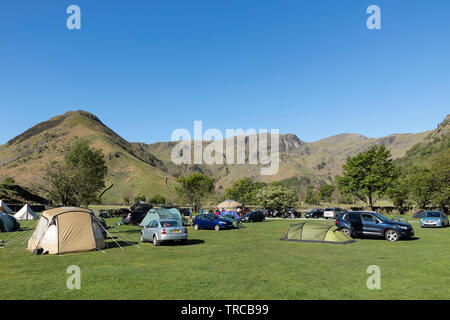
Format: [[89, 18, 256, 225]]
[[305, 209, 324, 219], [281, 208, 301, 219], [336, 211, 414, 242], [240, 211, 265, 222]]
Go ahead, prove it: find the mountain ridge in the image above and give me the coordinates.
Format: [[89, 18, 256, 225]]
[[0, 110, 448, 202]]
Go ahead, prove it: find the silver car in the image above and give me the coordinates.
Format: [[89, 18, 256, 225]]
[[141, 219, 188, 246]]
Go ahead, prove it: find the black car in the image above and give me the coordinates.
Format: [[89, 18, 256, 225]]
[[281, 208, 301, 219], [305, 209, 324, 219], [336, 211, 414, 241], [263, 209, 279, 217], [122, 211, 147, 225], [240, 211, 265, 222]]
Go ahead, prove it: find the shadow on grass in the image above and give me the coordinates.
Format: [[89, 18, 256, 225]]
[[109, 228, 142, 234], [158, 239, 205, 246], [105, 240, 139, 249], [357, 236, 420, 241]]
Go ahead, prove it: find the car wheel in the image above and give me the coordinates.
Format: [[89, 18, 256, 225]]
[[140, 233, 145, 242], [193, 224, 199, 230], [340, 228, 351, 237], [385, 229, 400, 242], [153, 236, 160, 246], [214, 224, 220, 231], [180, 239, 187, 245]]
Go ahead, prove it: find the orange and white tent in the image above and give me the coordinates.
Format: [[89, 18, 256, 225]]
[[27, 207, 105, 254]]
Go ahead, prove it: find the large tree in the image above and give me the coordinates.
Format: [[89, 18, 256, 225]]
[[224, 177, 265, 207], [387, 169, 411, 214], [318, 184, 334, 203], [45, 140, 108, 206], [255, 184, 297, 212], [337, 145, 397, 209], [429, 149, 450, 211], [175, 173, 215, 211]]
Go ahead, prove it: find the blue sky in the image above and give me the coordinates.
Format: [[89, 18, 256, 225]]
[[0, 1, 449, 144]]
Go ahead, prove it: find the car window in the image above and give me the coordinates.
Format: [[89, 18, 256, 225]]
[[349, 213, 361, 221], [160, 220, 179, 227], [361, 214, 376, 222], [425, 212, 441, 218]]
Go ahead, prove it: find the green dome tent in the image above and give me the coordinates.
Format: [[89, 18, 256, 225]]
[[139, 208, 183, 227], [281, 222, 355, 244], [0, 212, 20, 233]]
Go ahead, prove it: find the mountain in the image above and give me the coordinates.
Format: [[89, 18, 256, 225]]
[[0, 110, 448, 203], [0, 111, 177, 204]]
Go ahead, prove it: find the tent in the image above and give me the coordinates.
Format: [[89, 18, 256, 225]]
[[139, 208, 183, 227], [281, 222, 356, 244], [0, 212, 20, 232], [0, 200, 12, 214], [27, 207, 105, 254], [220, 210, 239, 220], [412, 210, 426, 219], [217, 199, 242, 212], [14, 204, 39, 220]]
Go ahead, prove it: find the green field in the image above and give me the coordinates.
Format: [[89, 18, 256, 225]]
[[0, 218, 449, 299]]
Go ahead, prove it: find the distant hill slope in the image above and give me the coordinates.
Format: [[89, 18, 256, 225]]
[[0, 111, 177, 204], [0, 111, 448, 203]]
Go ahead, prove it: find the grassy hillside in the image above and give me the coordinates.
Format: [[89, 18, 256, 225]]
[[0, 111, 176, 204], [0, 110, 447, 204]]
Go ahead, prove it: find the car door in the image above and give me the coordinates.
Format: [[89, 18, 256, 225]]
[[347, 212, 363, 237], [361, 213, 383, 236], [143, 220, 157, 240]]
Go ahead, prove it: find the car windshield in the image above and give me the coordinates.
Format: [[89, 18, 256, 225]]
[[372, 212, 390, 222], [160, 220, 179, 227], [325, 208, 332, 211], [425, 212, 441, 218]]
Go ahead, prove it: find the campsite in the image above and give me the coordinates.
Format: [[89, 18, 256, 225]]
[[0, 209, 449, 299], [1, 1, 449, 305]]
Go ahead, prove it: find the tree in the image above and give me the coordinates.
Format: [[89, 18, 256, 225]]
[[387, 171, 411, 214], [255, 184, 297, 212], [337, 145, 397, 209], [318, 184, 334, 203], [45, 140, 107, 206], [429, 149, 450, 211], [224, 177, 265, 207], [134, 195, 146, 203], [408, 166, 434, 208], [151, 194, 166, 204], [175, 173, 215, 211], [304, 186, 320, 205]]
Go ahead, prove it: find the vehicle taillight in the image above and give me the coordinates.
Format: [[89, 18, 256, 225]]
[[335, 220, 339, 225], [161, 228, 167, 234]]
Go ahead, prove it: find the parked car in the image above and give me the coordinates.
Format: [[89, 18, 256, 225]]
[[305, 209, 324, 219], [263, 209, 278, 217], [323, 207, 344, 219], [281, 208, 301, 219], [192, 214, 234, 231], [240, 211, 265, 222], [140, 219, 188, 246], [336, 211, 414, 242], [122, 211, 147, 225], [420, 211, 449, 228]]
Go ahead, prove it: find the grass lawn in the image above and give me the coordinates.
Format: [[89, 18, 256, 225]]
[[0, 218, 449, 300]]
